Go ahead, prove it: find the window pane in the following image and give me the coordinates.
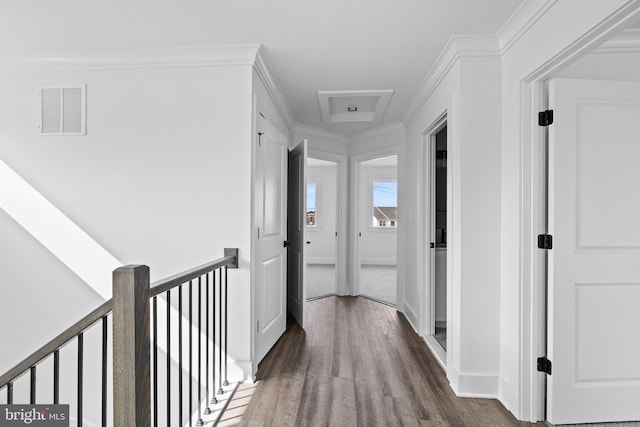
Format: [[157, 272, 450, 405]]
[[307, 182, 316, 226], [372, 181, 397, 227]]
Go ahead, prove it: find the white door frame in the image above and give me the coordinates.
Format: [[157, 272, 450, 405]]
[[308, 148, 348, 296], [350, 145, 404, 307], [519, 8, 640, 421], [420, 111, 448, 368]]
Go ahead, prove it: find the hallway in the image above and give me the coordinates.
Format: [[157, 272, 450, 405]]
[[219, 296, 537, 426]]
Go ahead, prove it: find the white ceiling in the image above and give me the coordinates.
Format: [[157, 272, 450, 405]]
[[0, 0, 526, 138]]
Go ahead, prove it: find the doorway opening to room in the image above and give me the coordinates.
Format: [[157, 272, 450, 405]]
[[357, 155, 398, 306], [431, 126, 447, 351], [305, 157, 339, 300]]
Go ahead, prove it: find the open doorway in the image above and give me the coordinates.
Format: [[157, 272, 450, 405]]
[[357, 155, 398, 306], [432, 126, 447, 350], [305, 157, 338, 300]]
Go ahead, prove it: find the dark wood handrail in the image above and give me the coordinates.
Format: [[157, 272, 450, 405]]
[[0, 249, 238, 389], [0, 300, 113, 387], [149, 253, 236, 298]]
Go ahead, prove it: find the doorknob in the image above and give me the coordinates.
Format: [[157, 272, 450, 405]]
[[306, 241, 311, 245]]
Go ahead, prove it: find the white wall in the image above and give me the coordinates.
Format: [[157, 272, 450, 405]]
[[306, 162, 337, 264], [0, 209, 104, 371], [404, 38, 503, 398], [0, 60, 254, 380]]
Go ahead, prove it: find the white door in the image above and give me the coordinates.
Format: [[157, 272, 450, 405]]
[[287, 140, 307, 327], [547, 78, 640, 424], [254, 115, 288, 364]]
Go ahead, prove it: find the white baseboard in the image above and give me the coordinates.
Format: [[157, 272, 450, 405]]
[[232, 359, 254, 382], [424, 335, 447, 370], [402, 300, 418, 328], [306, 257, 335, 264], [449, 365, 499, 398], [361, 258, 397, 265]]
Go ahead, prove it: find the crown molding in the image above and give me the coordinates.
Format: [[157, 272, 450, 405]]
[[292, 123, 350, 144], [350, 120, 406, 143], [496, 0, 558, 55], [402, 35, 499, 125], [253, 46, 295, 130], [0, 44, 261, 72]]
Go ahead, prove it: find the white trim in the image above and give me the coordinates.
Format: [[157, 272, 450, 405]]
[[350, 121, 406, 144], [449, 366, 500, 398], [351, 145, 404, 306], [424, 335, 447, 371], [360, 258, 396, 266], [308, 148, 348, 296], [517, 2, 640, 422], [420, 111, 448, 338], [403, 302, 419, 331], [592, 29, 640, 53], [293, 122, 350, 144], [306, 257, 335, 264], [402, 0, 560, 127], [496, 0, 558, 55], [402, 36, 499, 125], [254, 47, 295, 130], [0, 44, 262, 72]]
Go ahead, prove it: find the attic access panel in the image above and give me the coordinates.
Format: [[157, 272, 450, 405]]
[[318, 90, 393, 123]]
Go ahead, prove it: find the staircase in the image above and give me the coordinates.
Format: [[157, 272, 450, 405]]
[[0, 249, 240, 426]]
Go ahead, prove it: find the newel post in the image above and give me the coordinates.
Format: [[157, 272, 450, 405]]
[[113, 265, 151, 426]]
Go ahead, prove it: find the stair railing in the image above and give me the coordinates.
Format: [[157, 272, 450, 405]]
[[0, 248, 238, 427]]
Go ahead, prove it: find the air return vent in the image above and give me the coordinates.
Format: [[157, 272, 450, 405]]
[[38, 86, 86, 135]]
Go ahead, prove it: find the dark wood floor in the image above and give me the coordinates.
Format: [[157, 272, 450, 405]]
[[220, 296, 540, 426]]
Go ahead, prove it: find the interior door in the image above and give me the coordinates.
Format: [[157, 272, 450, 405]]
[[287, 140, 307, 327], [546, 78, 640, 424], [254, 115, 288, 364]]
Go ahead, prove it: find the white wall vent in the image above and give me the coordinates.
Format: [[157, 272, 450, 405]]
[[38, 86, 86, 135]]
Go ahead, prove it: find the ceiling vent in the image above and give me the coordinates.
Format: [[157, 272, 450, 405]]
[[38, 86, 86, 135], [318, 90, 393, 124]]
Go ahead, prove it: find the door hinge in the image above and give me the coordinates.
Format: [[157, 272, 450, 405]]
[[538, 109, 553, 126], [256, 321, 260, 333], [537, 356, 552, 375], [283, 240, 289, 248], [537, 234, 552, 249], [258, 132, 264, 146], [257, 227, 260, 240]]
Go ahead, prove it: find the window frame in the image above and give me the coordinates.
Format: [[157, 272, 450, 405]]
[[370, 177, 398, 229], [306, 180, 318, 228]]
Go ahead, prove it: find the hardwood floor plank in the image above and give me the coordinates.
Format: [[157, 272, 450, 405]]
[[234, 296, 539, 427]]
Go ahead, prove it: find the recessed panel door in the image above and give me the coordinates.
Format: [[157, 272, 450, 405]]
[[547, 79, 640, 424], [255, 115, 287, 364], [287, 140, 307, 327]]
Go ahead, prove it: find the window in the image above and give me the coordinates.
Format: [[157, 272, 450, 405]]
[[372, 180, 397, 228], [306, 181, 317, 226]]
